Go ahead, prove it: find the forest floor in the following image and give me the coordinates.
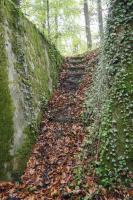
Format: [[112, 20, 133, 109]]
[[0, 51, 132, 200]]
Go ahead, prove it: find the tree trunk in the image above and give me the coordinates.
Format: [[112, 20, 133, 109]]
[[84, 0, 92, 49], [97, 0, 104, 42], [47, 0, 50, 37], [42, 0, 47, 31], [55, 15, 58, 45]]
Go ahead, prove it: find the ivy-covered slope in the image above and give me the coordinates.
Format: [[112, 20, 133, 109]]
[[0, 0, 62, 180], [85, 1, 133, 186]]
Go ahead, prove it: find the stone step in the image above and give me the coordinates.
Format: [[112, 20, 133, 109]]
[[69, 56, 84, 60], [48, 114, 80, 123], [66, 78, 81, 84], [60, 81, 79, 92], [60, 74, 83, 88], [67, 71, 86, 76], [67, 67, 85, 75], [66, 73, 85, 79], [62, 74, 82, 84], [68, 57, 85, 65]]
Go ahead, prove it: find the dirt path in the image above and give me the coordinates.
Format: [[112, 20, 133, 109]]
[[0, 52, 96, 200]]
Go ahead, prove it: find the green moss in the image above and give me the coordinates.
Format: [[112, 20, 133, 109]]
[[0, 8, 14, 180], [0, 0, 63, 180]]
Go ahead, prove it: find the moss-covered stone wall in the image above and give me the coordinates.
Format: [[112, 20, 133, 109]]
[[0, 0, 62, 180], [84, 0, 133, 187]]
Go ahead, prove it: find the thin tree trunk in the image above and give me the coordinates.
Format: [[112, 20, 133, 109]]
[[97, 0, 104, 42], [47, 0, 50, 37], [84, 0, 92, 49], [42, 0, 46, 30], [55, 15, 58, 45]]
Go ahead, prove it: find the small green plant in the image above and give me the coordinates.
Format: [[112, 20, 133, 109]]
[[73, 165, 84, 187]]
